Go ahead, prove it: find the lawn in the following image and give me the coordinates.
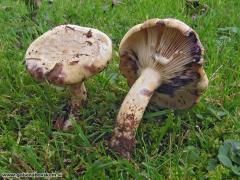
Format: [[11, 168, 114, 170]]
[[0, 0, 240, 179]]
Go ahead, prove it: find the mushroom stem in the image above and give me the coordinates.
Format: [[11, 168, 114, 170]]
[[69, 82, 87, 114], [54, 82, 87, 131], [110, 67, 162, 158]]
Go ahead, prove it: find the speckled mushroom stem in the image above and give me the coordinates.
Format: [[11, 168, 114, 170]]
[[110, 68, 162, 159], [54, 82, 87, 131], [69, 82, 87, 113]]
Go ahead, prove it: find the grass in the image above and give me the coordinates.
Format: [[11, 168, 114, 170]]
[[0, 0, 240, 179]]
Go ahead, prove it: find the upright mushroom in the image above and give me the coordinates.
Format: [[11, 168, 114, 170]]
[[25, 24, 112, 130], [110, 18, 208, 159]]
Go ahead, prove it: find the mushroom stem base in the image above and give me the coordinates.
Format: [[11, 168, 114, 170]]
[[110, 68, 161, 158]]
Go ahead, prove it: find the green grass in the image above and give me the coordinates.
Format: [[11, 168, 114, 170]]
[[0, 0, 240, 179]]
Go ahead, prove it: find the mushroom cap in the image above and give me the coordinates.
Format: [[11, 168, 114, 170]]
[[119, 18, 208, 109], [25, 24, 112, 85]]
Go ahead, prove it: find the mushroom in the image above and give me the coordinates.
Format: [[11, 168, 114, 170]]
[[25, 24, 112, 130], [110, 18, 208, 159]]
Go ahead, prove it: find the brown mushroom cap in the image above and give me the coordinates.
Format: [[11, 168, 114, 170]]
[[119, 18, 208, 109], [25, 24, 112, 85]]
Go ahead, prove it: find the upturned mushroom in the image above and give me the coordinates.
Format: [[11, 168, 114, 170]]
[[110, 18, 208, 159], [25, 24, 112, 130]]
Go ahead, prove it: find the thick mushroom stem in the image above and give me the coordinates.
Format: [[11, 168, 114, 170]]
[[110, 68, 162, 158], [69, 82, 87, 114], [54, 82, 87, 131]]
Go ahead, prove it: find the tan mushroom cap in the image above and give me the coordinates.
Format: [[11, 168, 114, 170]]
[[25, 24, 112, 85], [119, 18, 208, 109]]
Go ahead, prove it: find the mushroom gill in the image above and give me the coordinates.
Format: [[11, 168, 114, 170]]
[[126, 25, 202, 84]]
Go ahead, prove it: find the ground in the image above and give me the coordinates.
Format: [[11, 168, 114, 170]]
[[0, 0, 240, 179]]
